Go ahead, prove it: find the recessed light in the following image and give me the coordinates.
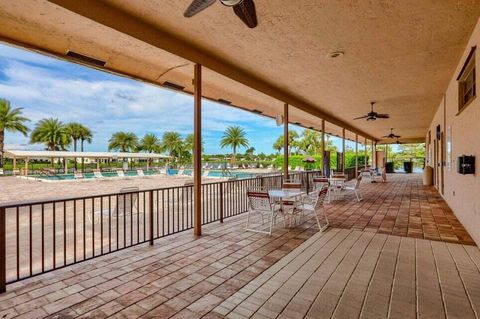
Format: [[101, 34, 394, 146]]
[[329, 51, 344, 58]]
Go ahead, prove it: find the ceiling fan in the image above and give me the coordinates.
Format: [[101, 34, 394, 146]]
[[383, 128, 401, 139], [184, 0, 258, 28], [353, 102, 390, 121]]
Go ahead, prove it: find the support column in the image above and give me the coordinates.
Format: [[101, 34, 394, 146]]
[[321, 119, 325, 175], [355, 134, 359, 177], [283, 103, 289, 177], [13, 156, 16, 175], [96, 159, 100, 171], [25, 158, 29, 176], [193, 63, 202, 236], [342, 128, 345, 174], [64, 157, 68, 174], [371, 140, 375, 168], [385, 144, 388, 167], [364, 137, 367, 169]]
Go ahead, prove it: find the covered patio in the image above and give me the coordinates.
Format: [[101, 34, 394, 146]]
[[0, 1, 480, 318], [0, 174, 477, 319]]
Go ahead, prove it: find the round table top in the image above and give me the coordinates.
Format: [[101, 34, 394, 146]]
[[268, 189, 304, 198]]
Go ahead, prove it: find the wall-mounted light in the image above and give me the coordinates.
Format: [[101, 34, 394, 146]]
[[275, 115, 284, 126]]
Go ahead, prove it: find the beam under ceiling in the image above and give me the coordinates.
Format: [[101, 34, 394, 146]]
[[46, 0, 377, 141]]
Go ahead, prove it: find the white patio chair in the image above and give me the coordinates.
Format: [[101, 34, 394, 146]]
[[0, 168, 4, 176], [278, 181, 304, 226], [245, 187, 283, 235], [297, 184, 330, 231], [342, 174, 364, 202]]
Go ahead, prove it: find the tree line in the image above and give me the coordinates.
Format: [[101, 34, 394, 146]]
[[1, 98, 254, 166]]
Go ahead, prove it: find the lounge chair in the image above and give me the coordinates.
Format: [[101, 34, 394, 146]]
[[177, 169, 184, 176], [159, 168, 167, 175], [0, 168, 3, 176], [74, 172, 84, 180], [137, 169, 147, 177], [202, 170, 210, 177], [13, 169, 20, 176], [88, 187, 140, 225], [93, 170, 104, 178], [116, 170, 126, 178]]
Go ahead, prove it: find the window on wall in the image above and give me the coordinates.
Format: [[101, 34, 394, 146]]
[[458, 46, 476, 112]]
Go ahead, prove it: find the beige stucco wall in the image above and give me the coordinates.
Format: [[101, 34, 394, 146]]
[[427, 18, 480, 245]]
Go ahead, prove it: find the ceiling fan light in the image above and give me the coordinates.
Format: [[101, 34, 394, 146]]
[[220, 0, 243, 6]]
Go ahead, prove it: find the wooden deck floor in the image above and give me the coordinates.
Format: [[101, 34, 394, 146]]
[[0, 174, 478, 318], [213, 228, 480, 319]]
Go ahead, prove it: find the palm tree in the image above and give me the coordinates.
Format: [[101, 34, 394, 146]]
[[30, 118, 69, 151], [139, 133, 162, 153], [139, 133, 162, 167], [162, 131, 184, 162], [65, 122, 91, 170], [300, 130, 322, 155], [78, 126, 92, 172], [220, 126, 249, 163], [0, 98, 30, 167], [272, 130, 299, 155], [108, 132, 138, 152]]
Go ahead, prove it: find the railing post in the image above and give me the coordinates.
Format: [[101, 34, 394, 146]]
[[149, 190, 154, 246], [306, 173, 310, 194], [0, 207, 5, 293], [219, 184, 224, 223]]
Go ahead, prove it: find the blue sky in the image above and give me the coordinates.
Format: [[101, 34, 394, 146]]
[[0, 43, 314, 155]]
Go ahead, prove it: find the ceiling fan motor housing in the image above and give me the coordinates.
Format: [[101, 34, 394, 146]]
[[220, 0, 243, 6]]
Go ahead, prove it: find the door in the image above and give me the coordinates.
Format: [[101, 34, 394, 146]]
[[440, 132, 445, 194]]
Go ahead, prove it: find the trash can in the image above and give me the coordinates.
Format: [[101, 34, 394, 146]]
[[386, 162, 394, 173], [403, 161, 413, 173], [423, 166, 433, 185]]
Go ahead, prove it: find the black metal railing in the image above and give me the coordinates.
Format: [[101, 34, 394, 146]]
[[0, 170, 321, 292]]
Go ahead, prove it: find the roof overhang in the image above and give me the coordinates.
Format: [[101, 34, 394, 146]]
[[0, 1, 478, 144]]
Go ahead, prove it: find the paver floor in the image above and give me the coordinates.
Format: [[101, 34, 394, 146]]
[[0, 174, 477, 318]]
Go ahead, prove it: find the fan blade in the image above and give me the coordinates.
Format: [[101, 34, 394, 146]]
[[393, 134, 401, 138], [376, 114, 390, 119], [233, 0, 257, 28], [353, 115, 369, 120], [382, 135, 390, 138], [184, 0, 216, 17]]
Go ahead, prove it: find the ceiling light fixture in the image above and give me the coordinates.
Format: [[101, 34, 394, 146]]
[[329, 51, 344, 58]]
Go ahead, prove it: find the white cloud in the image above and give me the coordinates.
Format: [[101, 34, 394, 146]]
[[0, 44, 288, 154]]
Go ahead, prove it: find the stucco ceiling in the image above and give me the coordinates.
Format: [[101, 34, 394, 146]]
[[0, 0, 479, 143]]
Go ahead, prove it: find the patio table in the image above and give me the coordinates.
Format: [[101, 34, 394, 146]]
[[329, 177, 346, 201], [268, 189, 305, 227]]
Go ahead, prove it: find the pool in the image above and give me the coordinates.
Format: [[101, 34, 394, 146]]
[[168, 169, 258, 179], [33, 170, 158, 181]]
